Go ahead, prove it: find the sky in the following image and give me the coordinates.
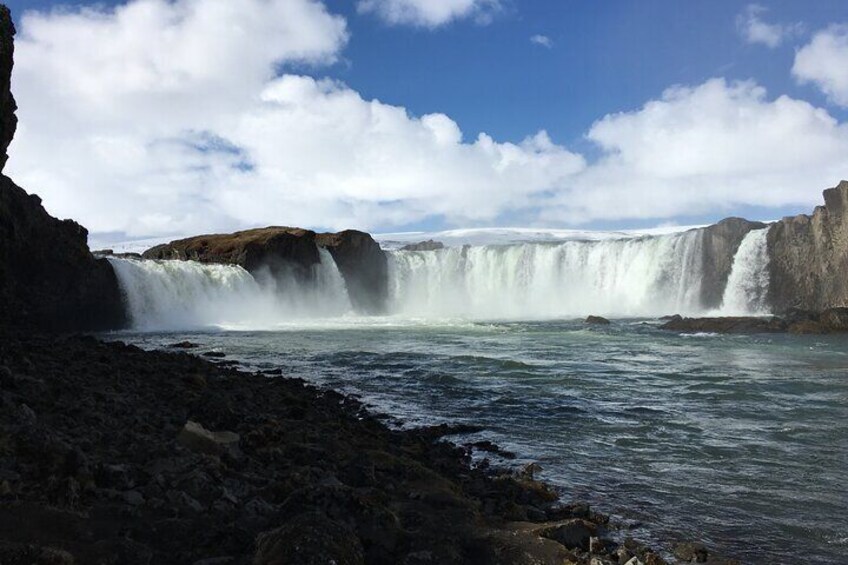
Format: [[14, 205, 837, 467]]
[[3, 0, 848, 240]]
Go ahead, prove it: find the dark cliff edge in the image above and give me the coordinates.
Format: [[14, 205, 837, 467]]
[[0, 6, 125, 332], [698, 218, 767, 309], [143, 227, 388, 314], [767, 180, 848, 312]]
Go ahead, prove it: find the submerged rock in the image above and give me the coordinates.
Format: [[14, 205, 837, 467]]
[[585, 316, 611, 325]]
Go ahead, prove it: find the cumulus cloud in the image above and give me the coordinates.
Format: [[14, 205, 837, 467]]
[[356, 0, 501, 28], [544, 79, 848, 223], [6, 0, 848, 239], [8, 0, 582, 236], [530, 34, 553, 49], [736, 4, 803, 48], [793, 25, 848, 108]]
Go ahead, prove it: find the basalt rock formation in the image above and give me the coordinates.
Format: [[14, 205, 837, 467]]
[[0, 6, 125, 332], [144, 227, 388, 314], [699, 217, 767, 309], [767, 180, 848, 312]]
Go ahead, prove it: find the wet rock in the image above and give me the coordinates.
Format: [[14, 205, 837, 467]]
[[820, 307, 848, 331], [673, 541, 709, 562], [586, 315, 611, 325], [542, 518, 596, 551], [203, 351, 227, 359], [177, 421, 240, 458], [660, 316, 787, 334], [787, 320, 827, 335], [253, 512, 364, 565], [169, 341, 199, 349]]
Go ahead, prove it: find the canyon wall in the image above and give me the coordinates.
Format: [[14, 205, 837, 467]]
[[767, 181, 848, 312], [0, 7, 125, 331]]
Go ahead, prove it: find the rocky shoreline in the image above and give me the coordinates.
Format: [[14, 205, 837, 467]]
[[0, 331, 737, 565]]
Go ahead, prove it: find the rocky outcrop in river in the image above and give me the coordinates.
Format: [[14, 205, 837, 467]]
[[0, 6, 124, 332], [143, 227, 388, 314], [698, 218, 767, 309]]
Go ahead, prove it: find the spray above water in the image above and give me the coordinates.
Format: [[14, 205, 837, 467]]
[[388, 230, 706, 319], [109, 228, 773, 331], [718, 228, 772, 316], [108, 247, 352, 330]]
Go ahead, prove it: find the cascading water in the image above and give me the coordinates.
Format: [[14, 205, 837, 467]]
[[387, 230, 707, 319], [109, 247, 352, 330], [108, 227, 774, 330], [718, 227, 772, 316]]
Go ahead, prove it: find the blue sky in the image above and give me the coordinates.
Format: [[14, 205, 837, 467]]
[[4, 0, 848, 237]]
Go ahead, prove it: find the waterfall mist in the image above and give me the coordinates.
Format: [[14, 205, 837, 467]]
[[388, 230, 707, 319], [109, 227, 774, 331]]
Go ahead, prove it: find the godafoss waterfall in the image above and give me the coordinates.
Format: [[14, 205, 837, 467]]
[[104, 225, 848, 564]]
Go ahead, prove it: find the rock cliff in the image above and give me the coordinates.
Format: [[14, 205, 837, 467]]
[[0, 6, 125, 332], [698, 217, 767, 309], [767, 180, 848, 312], [144, 227, 388, 314]]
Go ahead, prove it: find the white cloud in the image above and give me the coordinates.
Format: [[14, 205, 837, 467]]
[[530, 34, 552, 49], [356, 0, 501, 28], [736, 4, 803, 48], [793, 25, 848, 108], [7, 0, 582, 236], [544, 79, 848, 223], [6, 0, 848, 239]]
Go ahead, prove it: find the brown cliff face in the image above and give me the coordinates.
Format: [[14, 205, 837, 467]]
[[767, 181, 848, 312], [144, 227, 388, 314], [0, 5, 125, 331], [699, 217, 767, 309]]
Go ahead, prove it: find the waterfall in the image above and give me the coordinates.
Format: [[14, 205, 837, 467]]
[[387, 230, 706, 319], [109, 248, 352, 331], [718, 227, 772, 316], [108, 227, 775, 329]]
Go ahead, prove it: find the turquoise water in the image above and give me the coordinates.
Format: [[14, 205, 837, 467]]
[[112, 320, 848, 564]]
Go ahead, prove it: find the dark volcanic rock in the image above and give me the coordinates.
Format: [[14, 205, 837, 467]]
[[0, 331, 687, 565], [0, 7, 125, 332], [400, 239, 445, 252], [585, 315, 611, 325], [315, 230, 388, 314], [0, 5, 15, 171], [768, 180, 848, 312], [660, 316, 786, 334], [143, 227, 388, 314], [699, 218, 767, 310]]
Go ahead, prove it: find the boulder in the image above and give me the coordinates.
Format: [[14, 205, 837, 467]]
[[253, 512, 364, 565], [177, 421, 240, 458], [542, 518, 596, 551], [585, 315, 611, 325], [673, 541, 709, 563]]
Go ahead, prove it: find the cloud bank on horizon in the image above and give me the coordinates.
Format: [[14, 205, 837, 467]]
[[6, 0, 848, 238]]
